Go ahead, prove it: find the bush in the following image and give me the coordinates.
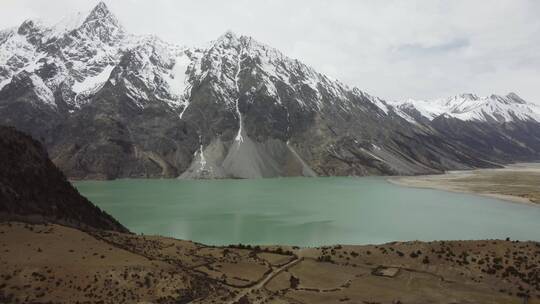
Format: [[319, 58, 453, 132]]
[[289, 275, 300, 289]]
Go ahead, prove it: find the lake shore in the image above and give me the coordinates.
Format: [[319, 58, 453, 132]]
[[388, 163, 540, 205]]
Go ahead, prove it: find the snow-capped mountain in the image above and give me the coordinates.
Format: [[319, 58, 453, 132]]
[[0, 2, 193, 111], [390, 93, 540, 163], [0, 2, 538, 179], [393, 93, 540, 123]]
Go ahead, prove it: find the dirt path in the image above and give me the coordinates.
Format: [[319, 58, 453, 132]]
[[227, 256, 303, 304]]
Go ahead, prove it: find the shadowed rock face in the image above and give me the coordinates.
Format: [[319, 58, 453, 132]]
[[0, 126, 128, 232], [429, 117, 540, 162], [0, 3, 536, 180]]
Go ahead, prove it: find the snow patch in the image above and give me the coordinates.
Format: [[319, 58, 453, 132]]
[[29, 74, 55, 107], [233, 47, 246, 143], [72, 65, 114, 94], [167, 55, 190, 96], [371, 97, 389, 114], [392, 106, 418, 124]]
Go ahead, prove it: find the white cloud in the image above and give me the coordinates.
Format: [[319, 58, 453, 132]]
[[0, 0, 539, 103]]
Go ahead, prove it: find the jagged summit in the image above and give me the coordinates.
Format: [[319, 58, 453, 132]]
[[75, 2, 124, 43], [504, 92, 527, 104], [39, 2, 123, 43], [210, 30, 247, 51], [88, 1, 111, 17], [457, 93, 479, 100], [17, 19, 43, 35], [1, 1, 124, 46], [83, 1, 121, 28], [221, 30, 238, 39]]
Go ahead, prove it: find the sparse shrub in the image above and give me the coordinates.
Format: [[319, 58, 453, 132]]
[[289, 275, 300, 289]]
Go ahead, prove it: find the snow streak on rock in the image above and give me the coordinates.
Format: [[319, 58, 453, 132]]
[[234, 46, 246, 143]]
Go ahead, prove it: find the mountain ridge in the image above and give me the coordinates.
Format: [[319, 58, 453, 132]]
[[0, 2, 538, 180], [392, 92, 540, 123]]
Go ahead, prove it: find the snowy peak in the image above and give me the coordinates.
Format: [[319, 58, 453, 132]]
[[459, 93, 478, 100], [17, 20, 42, 36], [14, 20, 48, 46], [83, 2, 121, 29], [38, 2, 122, 42], [211, 30, 243, 51], [75, 2, 123, 43], [503, 92, 527, 104], [199, 31, 359, 111], [86, 2, 112, 19], [394, 93, 540, 123], [219, 30, 238, 41], [0, 1, 189, 110]]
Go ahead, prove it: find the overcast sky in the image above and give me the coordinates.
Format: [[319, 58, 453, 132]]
[[1, 0, 539, 103]]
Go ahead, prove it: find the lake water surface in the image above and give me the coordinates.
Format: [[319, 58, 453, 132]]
[[74, 177, 540, 246]]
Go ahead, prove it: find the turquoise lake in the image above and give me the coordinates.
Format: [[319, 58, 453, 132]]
[[74, 177, 540, 246]]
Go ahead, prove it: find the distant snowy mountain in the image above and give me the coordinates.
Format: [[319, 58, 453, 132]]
[[392, 93, 540, 123], [390, 93, 540, 163], [0, 2, 538, 179]]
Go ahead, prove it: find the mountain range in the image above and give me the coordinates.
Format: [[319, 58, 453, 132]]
[[1, 2, 539, 179]]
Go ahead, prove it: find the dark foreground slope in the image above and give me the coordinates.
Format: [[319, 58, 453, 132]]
[[0, 126, 127, 232]]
